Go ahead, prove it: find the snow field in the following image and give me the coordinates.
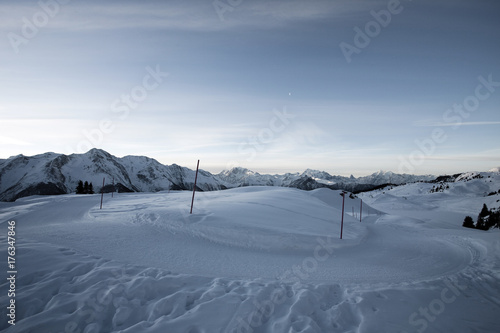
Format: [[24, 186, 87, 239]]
[[0, 183, 499, 332]]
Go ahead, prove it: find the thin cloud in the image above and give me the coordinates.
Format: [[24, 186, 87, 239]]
[[415, 121, 500, 127], [0, 0, 378, 33], [425, 153, 500, 162]]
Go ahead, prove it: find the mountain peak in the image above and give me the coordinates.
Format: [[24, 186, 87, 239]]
[[223, 167, 255, 176], [301, 169, 333, 178], [7, 154, 24, 160], [372, 170, 393, 176], [303, 168, 321, 174], [85, 148, 111, 157]]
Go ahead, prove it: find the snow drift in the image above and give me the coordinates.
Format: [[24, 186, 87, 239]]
[[1, 176, 499, 332]]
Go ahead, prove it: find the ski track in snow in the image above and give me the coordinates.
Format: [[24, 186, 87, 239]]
[[0, 186, 499, 332]]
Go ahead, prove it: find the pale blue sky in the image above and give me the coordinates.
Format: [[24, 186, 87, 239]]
[[1, 0, 499, 176]]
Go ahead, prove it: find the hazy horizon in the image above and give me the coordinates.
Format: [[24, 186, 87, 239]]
[[2, 147, 498, 178]]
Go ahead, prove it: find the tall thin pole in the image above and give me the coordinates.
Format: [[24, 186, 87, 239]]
[[100, 177, 105, 209], [190, 160, 200, 214], [360, 199, 362, 222], [340, 191, 345, 239]]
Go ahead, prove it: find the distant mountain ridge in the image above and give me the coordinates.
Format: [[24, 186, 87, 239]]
[[0, 148, 478, 202], [0, 149, 228, 202], [216, 167, 435, 191]]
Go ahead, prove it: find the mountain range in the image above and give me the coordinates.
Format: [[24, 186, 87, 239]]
[[0, 148, 486, 202]]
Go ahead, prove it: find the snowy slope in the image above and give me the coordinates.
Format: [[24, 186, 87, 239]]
[[1, 178, 499, 332], [359, 171, 500, 234], [0, 149, 229, 202]]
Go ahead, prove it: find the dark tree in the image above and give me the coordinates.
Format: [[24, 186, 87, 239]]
[[83, 181, 89, 194], [484, 209, 499, 230], [462, 216, 475, 229], [476, 216, 487, 230], [88, 182, 94, 194], [476, 204, 490, 230], [492, 210, 500, 229], [76, 180, 84, 194], [479, 204, 489, 218]]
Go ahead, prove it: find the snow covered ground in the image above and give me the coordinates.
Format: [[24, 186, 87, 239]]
[[1, 178, 500, 332]]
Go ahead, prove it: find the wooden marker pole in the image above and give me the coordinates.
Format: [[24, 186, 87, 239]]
[[360, 199, 363, 222], [340, 191, 345, 239], [100, 177, 105, 209], [190, 160, 200, 214]]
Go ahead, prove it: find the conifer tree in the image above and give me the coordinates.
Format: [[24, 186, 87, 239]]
[[479, 204, 489, 218], [462, 216, 474, 228], [76, 180, 84, 194], [476, 216, 486, 230], [476, 204, 490, 230], [84, 181, 89, 194], [88, 182, 94, 194]]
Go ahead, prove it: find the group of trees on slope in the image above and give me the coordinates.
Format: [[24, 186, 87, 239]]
[[75, 180, 94, 194], [462, 204, 500, 230]]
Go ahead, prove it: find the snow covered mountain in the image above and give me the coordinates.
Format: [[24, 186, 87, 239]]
[[0, 149, 228, 202], [217, 167, 435, 192], [0, 148, 493, 202], [216, 167, 283, 187]]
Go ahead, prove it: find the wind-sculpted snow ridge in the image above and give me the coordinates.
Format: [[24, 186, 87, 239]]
[[1, 181, 499, 332], [0, 238, 371, 333]]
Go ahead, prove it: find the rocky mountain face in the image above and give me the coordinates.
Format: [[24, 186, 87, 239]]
[[0, 148, 454, 202], [0, 149, 228, 202], [216, 167, 434, 192]]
